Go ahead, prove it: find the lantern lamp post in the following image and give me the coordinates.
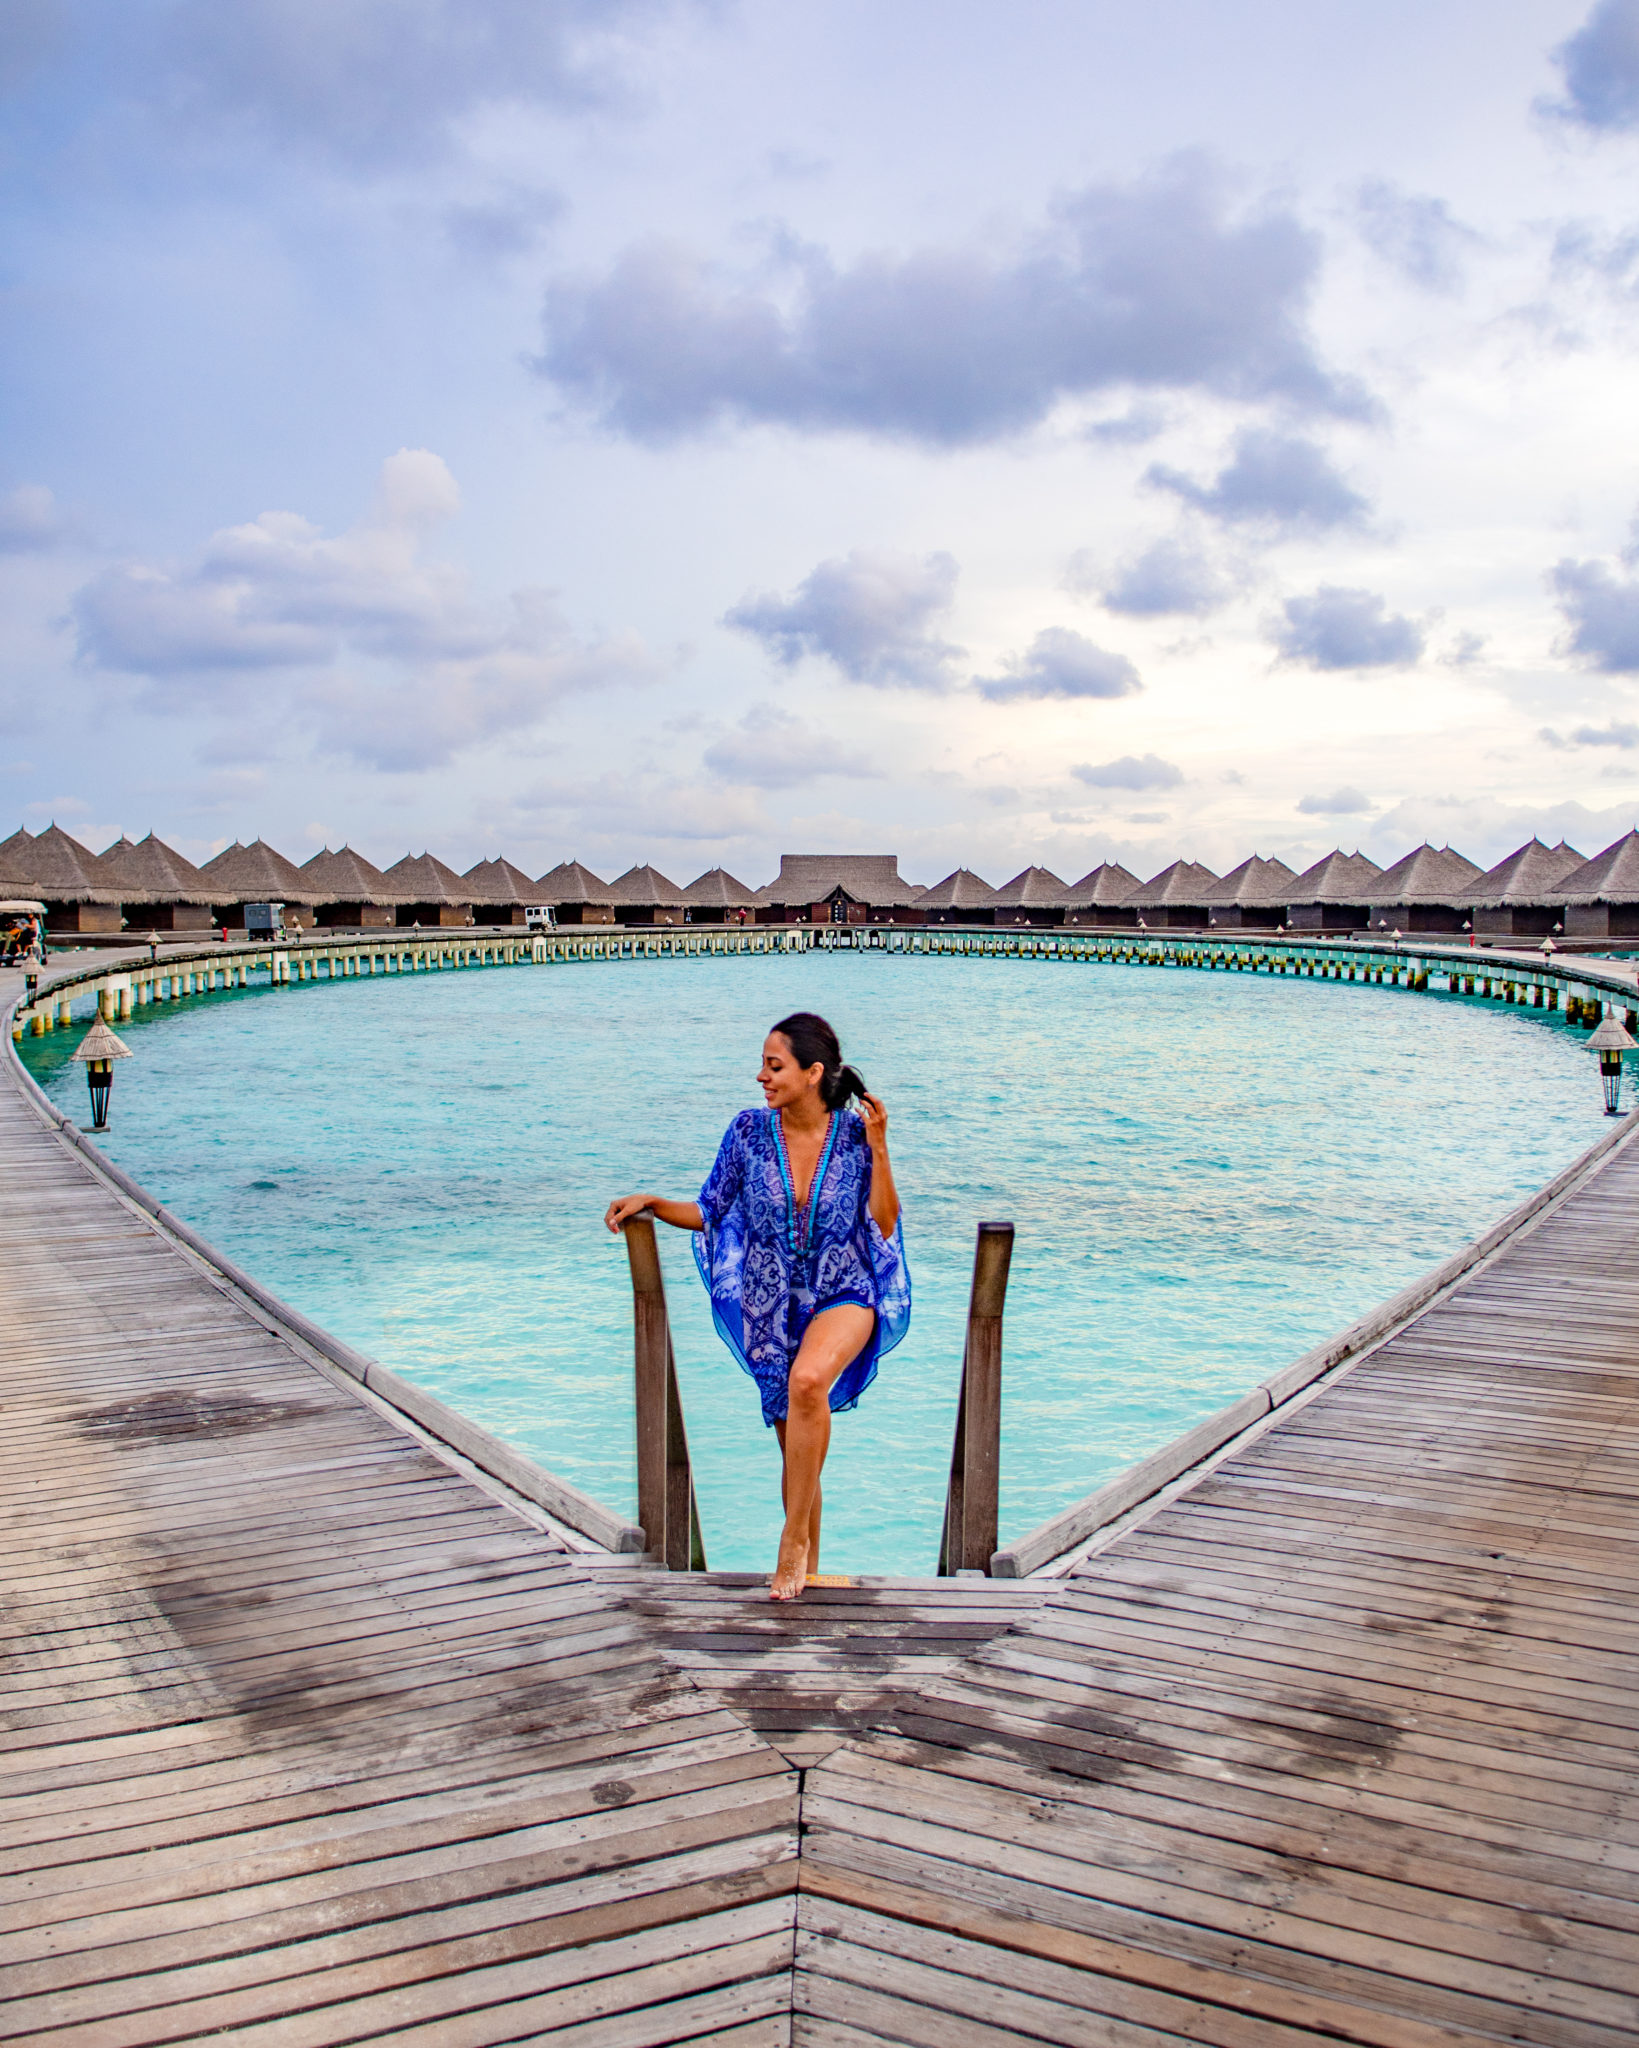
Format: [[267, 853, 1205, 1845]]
[[70, 1013, 133, 1131], [1586, 1015, 1637, 1116]]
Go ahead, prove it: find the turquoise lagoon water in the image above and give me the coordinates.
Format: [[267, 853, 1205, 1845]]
[[22, 952, 1605, 1574]]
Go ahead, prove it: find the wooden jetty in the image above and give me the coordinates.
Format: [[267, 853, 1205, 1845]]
[[7, 957, 1639, 2040]]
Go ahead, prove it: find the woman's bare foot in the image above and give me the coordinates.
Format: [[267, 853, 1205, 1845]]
[[770, 1528, 809, 1601]]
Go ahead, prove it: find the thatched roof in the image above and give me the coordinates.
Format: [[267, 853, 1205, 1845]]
[[1557, 828, 1639, 905], [536, 860, 614, 905], [1365, 843, 1482, 905], [98, 833, 213, 903], [919, 867, 998, 910], [198, 838, 321, 903], [683, 866, 759, 907], [1285, 849, 1382, 903], [382, 851, 470, 903], [756, 854, 919, 908], [1204, 854, 1298, 907], [1065, 861, 1141, 908], [1127, 858, 1221, 906], [990, 865, 1071, 909], [302, 845, 403, 901], [0, 823, 128, 903], [1466, 838, 1587, 909], [71, 1015, 133, 1062], [462, 856, 539, 905], [609, 862, 687, 906]]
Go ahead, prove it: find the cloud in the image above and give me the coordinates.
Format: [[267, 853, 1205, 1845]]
[[1551, 556, 1639, 671], [1146, 426, 1368, 532], [1270, 586, 1424, 669], [157, 0, 661, 167], [71, 449, 657, 768], [537, 158, 1365, 447], [444, 185, 564, 262], [1354, 180, 1480, 293], [701, 702, 878, 788], [1297, 786, 1372, 815], [1540, 719, 1639, 748], [1544, 0, 1639, 133], [723, 547, 962, 689], [974, 626, 1142, 703], [1071, 752, 1183, 790], [1085, 533, 1233, 618], [0, 483, 65, 552]]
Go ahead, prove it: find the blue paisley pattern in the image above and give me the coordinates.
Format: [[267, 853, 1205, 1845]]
[[693, 1107, 911, 1425]]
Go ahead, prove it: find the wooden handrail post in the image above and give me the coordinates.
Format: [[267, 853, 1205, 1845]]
[[937, 1221, 1014, 1575], [622, 1214, 707, 1571]]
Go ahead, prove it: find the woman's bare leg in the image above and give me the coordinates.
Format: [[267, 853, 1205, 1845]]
[[774, 1422, 823, 1575], [771, 1304, 874, 1601]]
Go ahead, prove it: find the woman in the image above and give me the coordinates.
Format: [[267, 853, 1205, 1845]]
[[604, 1012, 909, 1600]]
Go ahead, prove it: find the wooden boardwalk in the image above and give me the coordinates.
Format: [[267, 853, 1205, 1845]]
[[6, 1009, 1639, 2041]]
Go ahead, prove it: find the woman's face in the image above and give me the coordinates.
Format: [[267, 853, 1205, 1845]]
[[759, 1031, 823, 1111]]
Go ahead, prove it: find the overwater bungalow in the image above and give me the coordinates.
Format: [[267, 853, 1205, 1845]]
[[300, 845, 403, 928], [989, 866, 1071, 928], [1283, 849, 1382, 932], [536, 860, 616, 925], [1466, 838, 1586, 939], [1362, 843, 1483, 935], [382, 852, 473, 928], [1556, 829, 1639, 939], [754, 854, 923, 925], [1203, 853, 1298, 931], [1064, 862, 1141, 928], [918, 868, 998, 925], [681, 867, 759, 924], [1125, 857, 1221, 930], [98, 833, 215, 932], [198, 839, 322, 930], [610, 863, 687, 926], [462, 856, 539, 927], [0, 823, 129, 933]]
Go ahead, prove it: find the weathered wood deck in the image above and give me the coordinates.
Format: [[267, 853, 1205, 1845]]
[[6, 1010, 1639, 2042]]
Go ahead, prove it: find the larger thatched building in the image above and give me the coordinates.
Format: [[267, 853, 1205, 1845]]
[[754, 855, 922, 925]]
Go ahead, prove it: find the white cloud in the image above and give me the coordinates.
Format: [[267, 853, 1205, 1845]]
[[724, 548, 963, 690], [72, 451, 659, 769], [702, 702, 879, 788], [974, 626, 1141, 703]]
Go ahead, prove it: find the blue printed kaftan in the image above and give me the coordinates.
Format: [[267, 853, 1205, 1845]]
[[693, 1107, 911, 1425]]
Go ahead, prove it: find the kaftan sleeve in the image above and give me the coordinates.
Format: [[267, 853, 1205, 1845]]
[[858, 1121, 912, 1355], [697, 1108, 750, 1227]]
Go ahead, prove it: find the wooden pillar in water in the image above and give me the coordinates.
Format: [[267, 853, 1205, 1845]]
[[938, 1220, 1015, 1576], [623, 1214, 706, 1571]]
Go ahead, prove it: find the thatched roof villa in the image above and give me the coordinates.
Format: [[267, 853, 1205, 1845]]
[[97, 833, 214, 932], [1202, 854, 1298, 931], [381, 852, 472, 928], [1125, 858, 1221, 929], [1558, 829, 1639, 939], [1362, 844, 1484, 935], [919, 868, 999, 925], [1467, 839, 1586, 938], [1283, 850, 1382, 932], [754, 854, 922, 925], [462, 856, 540, 927], [681, 867, 759, 922], [1065, 862, 1141, 928], [536, 860, 616, 925], [607, 864, 687, 926], [300, 846, 403, 929], [990, 865, 1072, 928], [199, 840, 322, 928], [0, 824, 129, 932]]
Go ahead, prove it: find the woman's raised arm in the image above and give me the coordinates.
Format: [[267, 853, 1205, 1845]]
[[604, 1194, 704, 1234]]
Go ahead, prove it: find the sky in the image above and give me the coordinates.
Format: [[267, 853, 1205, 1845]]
[[8, 0, 1639, 889]]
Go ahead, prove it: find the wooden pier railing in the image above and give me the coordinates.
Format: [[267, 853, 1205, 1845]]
[[937, 1221, 1014, 1575], [623, 1212, 707, 1570]]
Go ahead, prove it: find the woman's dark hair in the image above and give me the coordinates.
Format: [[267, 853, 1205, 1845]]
[[771, 1011, 866, 1111]]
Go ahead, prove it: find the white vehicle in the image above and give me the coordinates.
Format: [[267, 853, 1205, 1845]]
[[524, 904, 557, 931]]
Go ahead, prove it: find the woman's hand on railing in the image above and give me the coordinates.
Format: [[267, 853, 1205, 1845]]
[[604, 1194, 705, 1234]]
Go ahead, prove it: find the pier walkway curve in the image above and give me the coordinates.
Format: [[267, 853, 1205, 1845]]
[[6, 957, 1639, 2042]]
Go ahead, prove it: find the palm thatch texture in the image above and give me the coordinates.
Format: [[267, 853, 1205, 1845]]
[[1283, 848, 1383, 932], [534, 860, 616, 923], [608, 863, 687, 925], [379, 851, 473, 927], [99, 832, 215, 930], [988, 865, 1072, 928], [1363, 843, 1484, 934], [680, 867, 759, 922], [0, 823, 130, 932], [1201, 853, 1299, 930], [71, 1016, 133, 1062], [298, 845, 403, 928], [198, 839, 322, 928], [755, 853, 922, 923], [918, 868, 999, 924], [1124, 857, 1222, 930], [1064, 861, 1142, 926]]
